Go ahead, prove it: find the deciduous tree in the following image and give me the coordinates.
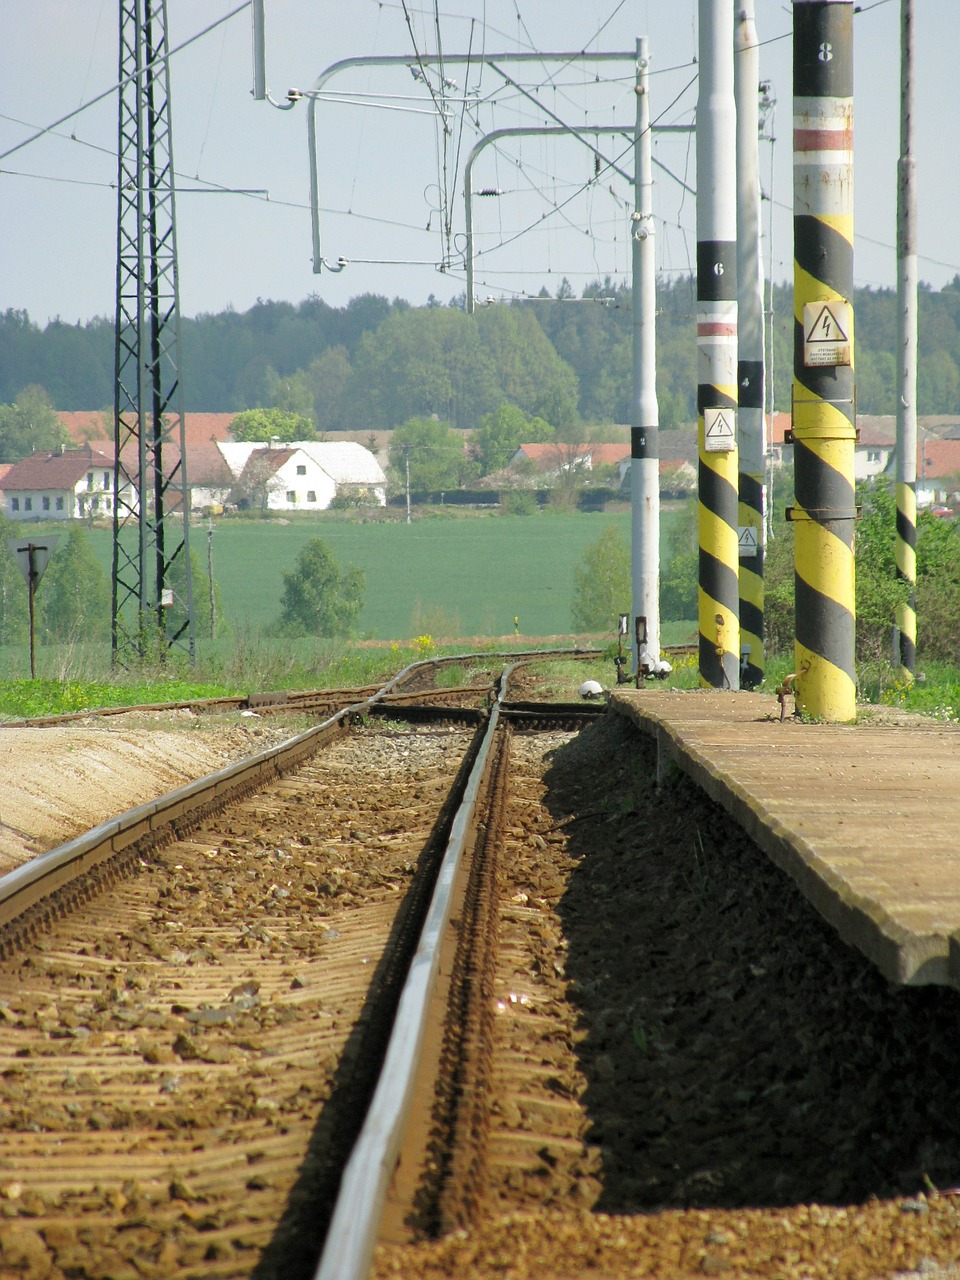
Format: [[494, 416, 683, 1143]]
[[472, 403, 554, 476], [0, 515, 28, 643], [0, 386, 67, 463], [277, 538, 364, 637], [571, 526, 630, 633], [389, 416, 475, 493], [229, 407, 313, 443], [38, 527, 110, 642]]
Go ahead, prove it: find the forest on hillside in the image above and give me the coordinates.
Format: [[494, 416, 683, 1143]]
[[2, 274, 960, 435]]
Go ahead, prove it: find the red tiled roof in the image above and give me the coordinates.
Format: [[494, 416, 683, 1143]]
[[181, 443, 233, 487], [919, 439, 960, 480], [769, 413, 791, 445], [517, 442, 630, 468], [3, 445, 115, 492], [588, 443, 631, 466], [57, 411, 112, 444], [57, 411, 237, 448], [857, 417, 896, 446], [237, 446, 296, 482]]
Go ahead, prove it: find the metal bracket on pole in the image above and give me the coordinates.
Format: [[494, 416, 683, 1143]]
[[302, 49, 637, 275]]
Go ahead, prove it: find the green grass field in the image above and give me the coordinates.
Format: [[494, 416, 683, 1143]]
[[81, 508, 692, 643]]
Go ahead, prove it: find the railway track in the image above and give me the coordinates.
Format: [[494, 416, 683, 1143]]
[[3, 652, 958, 1280], [0, 646, 601, 729], [0, 657, 603, 1278]]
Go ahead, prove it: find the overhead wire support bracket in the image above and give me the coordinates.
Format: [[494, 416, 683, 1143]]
[[302, 50, 637, 274], [251, 0, 302, 110], [462, 122, 693, 312]]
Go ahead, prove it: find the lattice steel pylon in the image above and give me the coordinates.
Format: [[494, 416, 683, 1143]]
[[113, 0, 194, 663]]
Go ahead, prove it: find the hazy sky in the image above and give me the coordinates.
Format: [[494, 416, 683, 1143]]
[[1, 0, 957, 326]]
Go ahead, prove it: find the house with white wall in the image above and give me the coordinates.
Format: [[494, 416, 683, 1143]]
[[2, 445, 137, 521], [217, 440, 386, 512]]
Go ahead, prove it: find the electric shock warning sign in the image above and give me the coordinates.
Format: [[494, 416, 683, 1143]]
[[703, 406, 736, 453], [803, 300, 852, 367]]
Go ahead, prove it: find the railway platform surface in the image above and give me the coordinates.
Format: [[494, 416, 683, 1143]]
[[610, 688, 960, 991]]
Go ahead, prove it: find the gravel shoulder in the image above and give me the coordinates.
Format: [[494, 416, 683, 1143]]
[[375, 713, 960, 1280], [0, 710, 305, 874]]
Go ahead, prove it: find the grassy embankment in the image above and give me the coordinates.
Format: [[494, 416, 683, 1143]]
[[1, 508, 957, 720], [0, 508, 694, 715]]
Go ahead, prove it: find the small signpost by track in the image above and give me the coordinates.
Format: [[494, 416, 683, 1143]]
[[7, 535, 59, 678]]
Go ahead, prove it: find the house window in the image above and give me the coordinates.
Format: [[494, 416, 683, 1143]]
[[42, 496, 50, 511], [87, 472, 94, 489], [55, 496, 64, 511], [296, 464, 306, 476], [286, 490, 296, 504], [11, 498, 19, 512], [24, 497, 32, 512], [867, 450, 881, 463], [103, 471, 111, 489], [106, 497, 112, 512], [307, 490, 317, 503]]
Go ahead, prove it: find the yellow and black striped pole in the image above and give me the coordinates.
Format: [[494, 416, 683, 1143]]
[[736, 0, 766, 690], [697, 0, 740, 690], [792, 0, 856, 721], [895, 0, 917, 675]]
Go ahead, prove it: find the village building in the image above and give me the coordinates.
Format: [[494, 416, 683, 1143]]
[[911, 437, 960, 509], [218, 440, 386, 512], [2, 444, 137, 522]]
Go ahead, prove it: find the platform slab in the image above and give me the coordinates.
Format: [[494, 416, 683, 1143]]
[[610, 689, 960, 989]]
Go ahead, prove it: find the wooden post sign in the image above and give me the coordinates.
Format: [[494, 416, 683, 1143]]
[[7, 536, 59, 678]]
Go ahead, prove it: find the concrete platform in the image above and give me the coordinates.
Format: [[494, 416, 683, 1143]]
[[610, 689, 960, 989]]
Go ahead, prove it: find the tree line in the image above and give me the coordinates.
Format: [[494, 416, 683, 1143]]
[[2, 274, 960, 462]]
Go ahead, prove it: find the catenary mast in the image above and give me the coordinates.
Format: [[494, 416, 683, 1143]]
[[791, 0, 856, 721], [113, 0, 194, 662], [735, 0, 766, 689], [697, 0, 740, 690]]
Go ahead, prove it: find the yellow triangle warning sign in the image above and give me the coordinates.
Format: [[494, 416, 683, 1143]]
[[805, 304, 849, 345], [703, 406, 736, 452], [802, 300, 852, 367]]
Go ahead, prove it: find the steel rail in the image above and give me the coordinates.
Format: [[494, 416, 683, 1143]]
[[0, 646, 600, 728], [0, 652, 490, 932], [313, 661, 526, 1280], [0, 647, 601, 939]]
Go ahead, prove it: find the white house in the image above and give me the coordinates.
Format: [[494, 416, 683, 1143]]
[[2, 444, 137, 522], [218, 440, 386, 512], [854, 417, 895, 483], [295, 441, 387, 505]]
